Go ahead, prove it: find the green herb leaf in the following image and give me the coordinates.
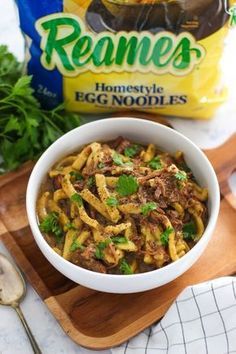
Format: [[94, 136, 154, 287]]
[[12, 76, 34, 97], [71, 193, 83, 206], [175, 171, 187, 181], [113, 153, 132, 167], [0, 45, 22, 86], [141, 202, 157, 216], [95, 247, 103, 260], [116, 175, 139, 196], [39, 212, 63, 244], [113, 153, 124, 166], [183, 222, 196, 240], [3, 115, 22, 134], [160, 227, 174, 246], [112, 236, 128, 244], [95, 239, 111, 260], [98, 162, 105, 169], [0, 46, 82, 174], [124, 144, 140, 158], [120, 259, 133, 275], [65, 222, 76, 230], [148, 156, 162, 170], [106, 196, 119, 207], [70, 171, 84, 181], [70, 239, 84, 252], [87, 176, 95, 188]]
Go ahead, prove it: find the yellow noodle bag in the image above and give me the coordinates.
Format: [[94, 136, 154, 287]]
[[16, 0, 234, 119]]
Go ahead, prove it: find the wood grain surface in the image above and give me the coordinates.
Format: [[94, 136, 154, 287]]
[[0, 126, 235, 350]]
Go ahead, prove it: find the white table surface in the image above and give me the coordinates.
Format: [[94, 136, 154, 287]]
[[0, 1, 236, 353]]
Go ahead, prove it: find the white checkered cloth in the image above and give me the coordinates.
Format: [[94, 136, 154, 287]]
[[112, 277, 236, 354]]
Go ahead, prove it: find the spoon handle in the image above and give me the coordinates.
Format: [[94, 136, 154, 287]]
[[13, 305, 42, 354]]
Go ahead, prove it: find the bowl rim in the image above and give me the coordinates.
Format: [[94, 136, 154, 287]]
[[26, 117, 220, 281]]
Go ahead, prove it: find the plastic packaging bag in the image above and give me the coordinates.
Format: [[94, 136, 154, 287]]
[[16, 0, 234, 119]]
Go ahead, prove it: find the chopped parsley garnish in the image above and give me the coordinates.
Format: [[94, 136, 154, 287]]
[[95, 239, 111, 260], [113, 153, 133, 167], [106, 196, 119, 207], [71, 193, 83, 206], [141, 202, 157, 216], [112, 236, 128, 244], [95, 248, 103, 260], [97, 162, 105, 169], [175, 171, 187, 181], [113, 153, 124, 166], [183, 222, 196, 240], [39, 212, 63, 244], [65, 222, 76, 230], [69, 171, 84, 181], [120, 259, 133, 275], [148, 156, 162, 170], [70, 239, 85, 252], [160, 227, 174, 246], [87, 176, 95, 188], [116, 174, 139, 196], [124, 144, 140, 158]]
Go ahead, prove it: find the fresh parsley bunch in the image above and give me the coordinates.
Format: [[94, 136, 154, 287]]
[[0, 46, 82, 173]]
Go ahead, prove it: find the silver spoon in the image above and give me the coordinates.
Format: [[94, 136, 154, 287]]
[[0, 253, 41, 354]]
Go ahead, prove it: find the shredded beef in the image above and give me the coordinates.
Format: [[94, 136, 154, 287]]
[[116, 139, 131, 154], [166, 210, 183, 231], [71, 246, 107, 274], [52, 174, 63, 190]]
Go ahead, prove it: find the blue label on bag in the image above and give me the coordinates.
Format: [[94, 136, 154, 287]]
[[16, 0, 63, 108]]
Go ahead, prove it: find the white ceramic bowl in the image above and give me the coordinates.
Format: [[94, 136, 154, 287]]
[[26, 118, 220, 294]]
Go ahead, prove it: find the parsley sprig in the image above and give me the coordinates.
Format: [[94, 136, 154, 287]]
[[113, 153, 132, 167], [71, 193, 83, 206], [0, 46, 82, 173], [95, 239, 111, 260], [160, 227, 174, 246], [113, 153, 124, 166], [124, 144, 140, 158], [65, 222, 76, 230], [141, 202, 157, 216], [39, 212, 63, 244], [69, 171, 84, 181], [70, 239, 85, 252], [112, 236, 128, 244], [87, 176, 95, 188], [175, 171, 187, 181], [119, 259, 133, 275], [116, 175, 139, 196], [183, 222, 196, 240], [106, 196, 119, 207], [148, 156, 162, 170], [97, 162, 105, 169]]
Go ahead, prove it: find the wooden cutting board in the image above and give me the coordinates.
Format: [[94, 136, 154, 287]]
[[0, 125, 236, 350]]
